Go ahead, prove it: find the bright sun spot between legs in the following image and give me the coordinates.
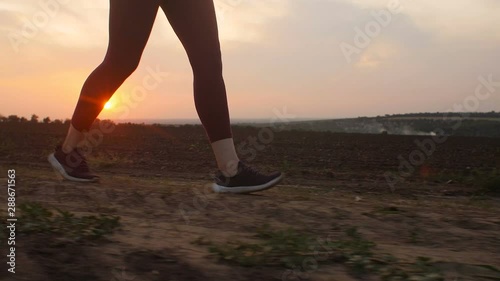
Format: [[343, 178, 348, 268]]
[[104, 101, 112, 110]]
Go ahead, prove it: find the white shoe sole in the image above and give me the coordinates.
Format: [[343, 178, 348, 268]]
[[212, 173, 284, 194], [48, 153, 98, 183]]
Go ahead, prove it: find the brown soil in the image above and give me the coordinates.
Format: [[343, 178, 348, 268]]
[[0, 122, 499, 281]]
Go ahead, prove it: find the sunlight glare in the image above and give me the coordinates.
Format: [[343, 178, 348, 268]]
[[104, 101, 113, 110]]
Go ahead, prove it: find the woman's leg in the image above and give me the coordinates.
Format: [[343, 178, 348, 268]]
[[160, 0, 283, 193], [51, 0, 160, 182], [63, 0, 160, 153], [160, 0, 239, 176]]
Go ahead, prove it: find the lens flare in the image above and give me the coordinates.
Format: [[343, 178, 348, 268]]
[[104, 101, 113, 110]]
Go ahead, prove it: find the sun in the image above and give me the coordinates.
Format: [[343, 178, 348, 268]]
[[104, 101, 113, 110]]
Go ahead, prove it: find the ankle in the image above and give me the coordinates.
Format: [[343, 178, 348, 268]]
[[62, 124, 85, 154], [220, 160, 240, 177], [61, 144, 75, 154]]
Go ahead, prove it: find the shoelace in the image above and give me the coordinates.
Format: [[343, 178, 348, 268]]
[[215, 163, 259, 180], [71, 149, 90, 171], [240, 163, 260, 176]]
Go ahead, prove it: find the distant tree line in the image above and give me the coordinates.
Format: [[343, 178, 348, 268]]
[[0, 114, 70, 125], [0, 114, 120, 129], [377, 119, 500, 137], [371, 111, 500, 119], [285, 112, 500, 137]]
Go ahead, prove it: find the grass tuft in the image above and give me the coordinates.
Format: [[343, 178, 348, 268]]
[[17, 202, 121, 241]]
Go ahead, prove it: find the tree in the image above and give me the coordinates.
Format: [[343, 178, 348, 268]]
[[30, 114, 39, 123], [20, 117, 28, 122], [7, 115, 20, 122], [42, 117, 51, 124]]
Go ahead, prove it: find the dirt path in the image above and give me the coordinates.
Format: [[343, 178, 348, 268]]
[[1, 164, 499, 281]]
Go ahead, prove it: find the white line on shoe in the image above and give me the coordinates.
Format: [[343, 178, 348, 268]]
[[212, 173, 284, 194], [48, 153, 98, 183]]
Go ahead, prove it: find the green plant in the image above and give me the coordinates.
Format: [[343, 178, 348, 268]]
[[409, 228, 420, 244], [480, 174, 500, 195], [18, 202, 120, 241], [282, 158, 291, 172], [201, 225, 447, 280], [375, 206, 403, 215], [430, 168, 500, 196], [206, 225, 377, 272], [208, 225, 314, 268], [208, 241, 266, 267], [408, 257, 444, 280]]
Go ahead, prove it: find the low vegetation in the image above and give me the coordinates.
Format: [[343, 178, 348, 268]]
[[196, 225, 446, 280], [7, 202, 121, 242], [431, 168, 500, 196]]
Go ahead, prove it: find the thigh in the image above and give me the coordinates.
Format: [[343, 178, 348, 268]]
[[160, 0, 222, 64], [104, 0, 161, 62]]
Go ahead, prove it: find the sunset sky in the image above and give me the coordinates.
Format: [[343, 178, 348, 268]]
[[1, 0, 499, 122]]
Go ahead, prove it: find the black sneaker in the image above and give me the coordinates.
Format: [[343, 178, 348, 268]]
[[212, 161, 283, 194], [48, 145, 99, 182]]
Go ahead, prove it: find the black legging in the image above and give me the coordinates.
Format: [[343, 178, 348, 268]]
[[71, 0, 232, 143]]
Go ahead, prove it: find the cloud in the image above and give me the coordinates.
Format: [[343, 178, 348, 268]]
[[339, 0, 500, 43], [215, 0, 291, 45], [355, 41, 398, 69]]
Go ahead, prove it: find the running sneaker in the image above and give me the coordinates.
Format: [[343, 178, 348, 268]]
[[212, 161, 283, 194], [48, 145, 99, 182]]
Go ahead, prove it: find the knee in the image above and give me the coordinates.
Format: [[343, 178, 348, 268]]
[[102, 55, 141, 78]]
